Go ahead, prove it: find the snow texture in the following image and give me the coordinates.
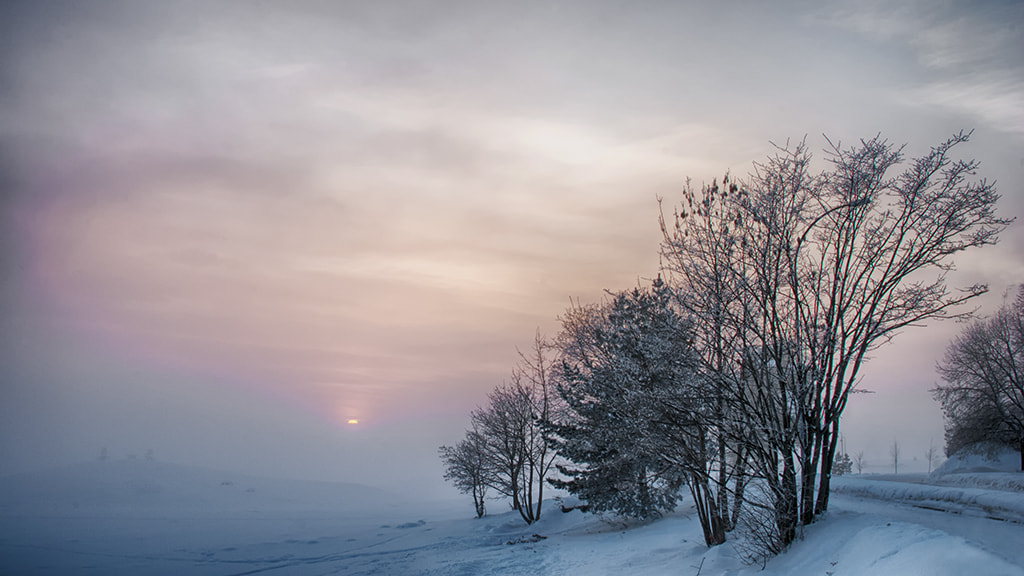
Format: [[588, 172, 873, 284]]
[[1, 458, 1022, 575]]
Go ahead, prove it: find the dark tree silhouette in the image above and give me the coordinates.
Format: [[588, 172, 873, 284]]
[[935, 286, 1024, 470]]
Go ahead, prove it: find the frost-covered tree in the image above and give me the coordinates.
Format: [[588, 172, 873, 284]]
[[549, 279, 697, 523], [658, 174, 752, 538], [934, 286, 1024, 470], [439, 427, 490, 518], [661, 131, 1011, 553], [444, 333, 560, 525]]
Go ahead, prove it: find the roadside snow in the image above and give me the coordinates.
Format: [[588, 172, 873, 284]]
[[932, 443, 1021, 476], [761, 505, 1024, 576], [831, 444, 1024, 523], [924, 443, 1024, 493], [831, 476, 1024, 522]]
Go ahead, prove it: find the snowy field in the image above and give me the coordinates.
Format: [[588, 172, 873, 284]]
[[2, 454, 1023, 576]]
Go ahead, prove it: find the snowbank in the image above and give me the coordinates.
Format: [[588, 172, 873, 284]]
[[920, 443, 1024, 494], [762, 511, 1024, 576], [831, 476, 1024, 522], [932, 442, 1021, 476]]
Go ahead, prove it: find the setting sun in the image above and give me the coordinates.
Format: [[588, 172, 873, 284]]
[[347, 419, 359, 425]]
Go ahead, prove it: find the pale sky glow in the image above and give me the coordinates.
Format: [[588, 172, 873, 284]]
[[2, 0, 1022, 493]]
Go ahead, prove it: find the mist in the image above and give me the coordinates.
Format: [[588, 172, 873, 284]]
[[2, 0, 1022, 501]]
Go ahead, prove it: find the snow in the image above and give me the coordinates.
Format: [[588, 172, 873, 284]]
[[926, 443, 1024, 493], [761, 509, 1023, 576], [831, 476, 1024, 522], [932, 443, 1021, 476], [829, 444, 1024, 524], [2, 458, 1023, 575]]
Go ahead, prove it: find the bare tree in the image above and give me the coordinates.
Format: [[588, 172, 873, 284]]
[[452, 333, 560, 525], [934, 286, 1024, 470], [659, 175, 750, 540], [513, 331, 562, 523], [890, 440, 900, 475], [661, 131, 1011, 552], [439, 427, 490, 517], [924, 439, 941, 475], [853, 451, 866, 474]]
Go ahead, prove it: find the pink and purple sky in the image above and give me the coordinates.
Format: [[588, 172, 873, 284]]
[[2, 0, 1022, 495]]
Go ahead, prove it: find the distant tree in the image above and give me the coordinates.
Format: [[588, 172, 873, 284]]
[[853, 451, 866, 474], [934, 286, 1024, 470], [890, 440, 901, 475], [439, 427, 490, 518], [98, 447, 108, 462], [832, 435, 852, 476], [832, 452, 853, 476], [548, 280, 691, 523], [924, 440, 941, 475]]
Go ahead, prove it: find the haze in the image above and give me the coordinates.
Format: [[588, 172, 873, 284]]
[[2, 0, 1022, 498]]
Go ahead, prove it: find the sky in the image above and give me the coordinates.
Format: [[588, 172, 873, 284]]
[[1, 0, 1022, 496]]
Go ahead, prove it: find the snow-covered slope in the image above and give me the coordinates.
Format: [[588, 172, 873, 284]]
[[2, 460, 1022, 575], [759, 504, 1024, 576], [932, 443, 1021, 476], [926, 443, 1024, 493], [831, 475, 1024, 523]]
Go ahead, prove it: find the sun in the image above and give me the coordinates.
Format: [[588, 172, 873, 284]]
[[347, 419, 359, 425]]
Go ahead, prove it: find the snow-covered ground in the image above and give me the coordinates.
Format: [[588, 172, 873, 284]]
[[2, 456, 1022, 575]]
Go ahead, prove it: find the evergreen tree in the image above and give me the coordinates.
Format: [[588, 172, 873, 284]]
[[832, 453, 852, 476], [548, 278, 694, 519]]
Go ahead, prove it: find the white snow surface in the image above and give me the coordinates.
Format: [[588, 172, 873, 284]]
[[926, 443, 1024, 493], [830, 475, 1024, 523], [1, 459, 1022, 575]]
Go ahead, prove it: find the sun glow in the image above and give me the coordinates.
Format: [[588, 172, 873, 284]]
[[347, 419, 359, 425]]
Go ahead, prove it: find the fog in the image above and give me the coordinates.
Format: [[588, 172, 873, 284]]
[[2, 0, 1022, 498]]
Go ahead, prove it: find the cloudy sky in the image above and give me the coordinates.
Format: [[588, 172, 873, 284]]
[[2, 0, 1022, 495]]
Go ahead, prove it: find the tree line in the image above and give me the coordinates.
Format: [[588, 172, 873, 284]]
[[440, 131, 1013, 561]]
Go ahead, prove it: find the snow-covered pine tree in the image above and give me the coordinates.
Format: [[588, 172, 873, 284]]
[[832, 452, 852, 476], [548, 278, 693, 520]]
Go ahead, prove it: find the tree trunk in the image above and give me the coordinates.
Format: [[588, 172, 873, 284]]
[[799, 443, 818, 526], [777, 452, 798, 548], [690, 473, 727, 547], [536, 471, 544, 520], [473, 484, 486, 518], [815, 421, 839, 515], [718, 426, 731, 529], [730, 448, 748, 531], [639, 468, 650, 513]]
